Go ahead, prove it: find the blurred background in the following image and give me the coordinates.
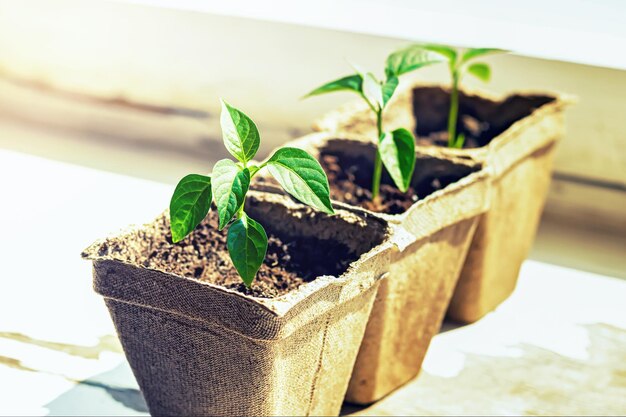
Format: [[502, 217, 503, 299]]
[[0, 1, 624, 415]]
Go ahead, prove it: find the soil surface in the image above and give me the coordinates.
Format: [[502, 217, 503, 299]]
[[321, 154, 451, 215], [416, 115, 484, 149], [322, 154, 418, 214], [411, 86, 556, 149], [92, 210, 355, 298]]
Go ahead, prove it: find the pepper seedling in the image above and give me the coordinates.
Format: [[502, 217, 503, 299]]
[[304, 46, 443, 202], [420, 45, 505, 148], [169, 100, 334, 287]]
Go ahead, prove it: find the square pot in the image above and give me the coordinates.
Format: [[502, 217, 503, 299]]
[[255, 134, 489, 404], [314, 83, 572, 323], [82, 191, 394, 416]]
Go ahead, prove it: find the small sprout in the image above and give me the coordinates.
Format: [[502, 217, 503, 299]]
[[170, 100, 334, 286], [420, 45, 506, 148], [305, 46, 443, 201]]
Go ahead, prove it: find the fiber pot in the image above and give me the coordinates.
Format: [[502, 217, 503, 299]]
[[82, 191, 395, 416], [256, 134, 489, 404], [314, 83, 572, 323]]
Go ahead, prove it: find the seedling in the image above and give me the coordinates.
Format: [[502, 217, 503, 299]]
[[305, 46, 443, 201], [420, 45, 505, 148], [169, 100, 334, 287]]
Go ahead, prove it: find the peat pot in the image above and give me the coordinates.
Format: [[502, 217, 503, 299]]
[[256, 134, 489, 404], [314, 83, 572, 323], [82, 191, 395, 416]]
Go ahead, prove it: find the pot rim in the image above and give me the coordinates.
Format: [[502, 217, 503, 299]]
[[83, 190, 395, 317]]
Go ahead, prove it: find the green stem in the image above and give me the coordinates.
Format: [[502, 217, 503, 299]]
[[447, 70, 459, 148], [371, 110, 383, 201], [236, 202, 245, 220]]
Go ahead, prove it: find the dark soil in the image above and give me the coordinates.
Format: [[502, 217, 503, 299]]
[[416, 115, 484, 149], [322, 154, 420, 214], [411, 86, 556, 149], [92, 210, 355, 298], [321, 153, 463, 216]]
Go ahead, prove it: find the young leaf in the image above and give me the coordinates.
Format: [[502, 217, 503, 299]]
[[363, 72, 384, 109], [266, 147, 334, 214], [220, 100, 260, 164], [169, 174, 212, 243], [227, 213, 268, 287], [421, 44, 458, 63], [382, 75, 399, 107], [379, 128, 416, 192], [461, 48, 504, 64], [211, 159, 251, 230], [466, 62, 491, 82], [385, 45, 444, 77], [304, 74, 363, 97]]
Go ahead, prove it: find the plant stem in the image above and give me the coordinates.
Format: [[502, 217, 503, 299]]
[[236, 202, 245, 220], [447, 70, 460, 148], [371, 110, 384, 201]]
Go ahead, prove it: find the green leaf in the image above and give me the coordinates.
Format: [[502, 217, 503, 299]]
[[386, 45, 445, 77], [379, 128, 416, 192], [169, 174, 212, 243], [461, 48, 504, 64], [363, 72, 383, 108], [267, 147, 334, 214], [304, 74, 363, 98], [382, 75, 399, 107], [466, 62, 491, 82], [220, 100, 260, 164], [421, 44, 458, 63], [227, 213, 268, 287], [211, 159, 250, 230]]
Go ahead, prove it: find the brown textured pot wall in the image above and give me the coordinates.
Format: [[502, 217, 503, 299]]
[[83, 191, 393, 416], [256, 135, 489, 404], [448, 138, 559, 322], [348, 216, 478, 403], [102, 282, 379, 415]]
